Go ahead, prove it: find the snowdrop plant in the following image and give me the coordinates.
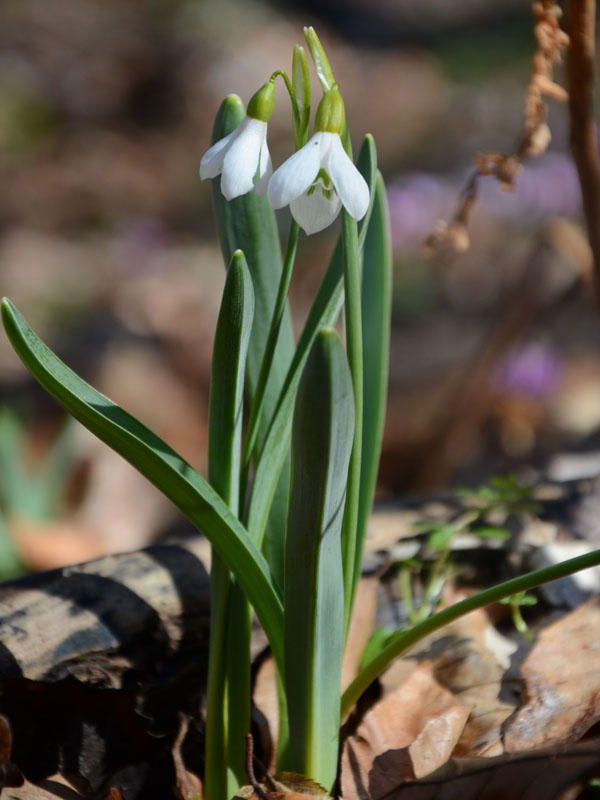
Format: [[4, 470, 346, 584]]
[[200, 79, 275, 200], [268, 86, 370, 234], [4, 25, 600, 800]]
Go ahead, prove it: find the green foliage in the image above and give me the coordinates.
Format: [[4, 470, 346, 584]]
[[399, 475, 537, 626], [1, 298, 285, 673], [500, 590, 538, 641], [284, 329, 354, 789], [4, 27, 600, 800]]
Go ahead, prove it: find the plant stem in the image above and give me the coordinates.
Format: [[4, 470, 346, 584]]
[[340, 210, 363, 635], [241, 220, 299, 509], [204, 557, 232, 800], [567, 0, 600, 308], [225, 580, 252, 790], [341, 548, 600, 718], [399, 566, 415, 623]]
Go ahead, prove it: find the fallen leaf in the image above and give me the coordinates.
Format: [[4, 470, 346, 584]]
[[341, 662, 470, 800], [380, 607, 518, 758], [504, 596, 600, 751], [376, 738, 600, 799], [3, 774, 82, 799], [341, 578, 379, 691], [253, 655, 279, 772], [234, 771, 332, 800]]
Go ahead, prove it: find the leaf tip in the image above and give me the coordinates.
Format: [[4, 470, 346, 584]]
[[1, 297, 15, 328]]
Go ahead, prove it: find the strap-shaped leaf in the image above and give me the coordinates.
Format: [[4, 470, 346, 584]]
[[205, 250, 254, 799], [208, 249, 254, 511], [246, 135, 377, 548], [353, 171, 392, 599], [0, 298, 284, 670], [284, 328, 355, 791]]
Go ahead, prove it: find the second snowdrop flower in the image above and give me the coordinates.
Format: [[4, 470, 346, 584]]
[[200, 81, 275, 201], [268, 87, 369, 235]]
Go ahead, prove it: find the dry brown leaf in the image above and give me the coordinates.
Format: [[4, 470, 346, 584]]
[[234, 771, 332, 800], [341, 662, 470, 800], [504, 596, 600, 751], [103, 791, 125, 800], [426, 609, 518, 758], [375, 739, 600, 799], [380, 607, 518, 758], [253, 655, 279, 772], [342, 578, 379, 691], [4, 774, 83, 799]]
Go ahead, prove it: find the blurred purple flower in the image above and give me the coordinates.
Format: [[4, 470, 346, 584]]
[[387, 175, 456, 250], [494, 342, 563, 399], [480, 152, 582, 223], [387, 152, 582, 251], [110, 217, 171, 274]]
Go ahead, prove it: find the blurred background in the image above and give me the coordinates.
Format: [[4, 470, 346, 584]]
[[0, 0, 597, 577]]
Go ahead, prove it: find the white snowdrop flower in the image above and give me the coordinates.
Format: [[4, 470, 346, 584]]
[[200, 82, 275, 201], [268, 88, 369, 235]]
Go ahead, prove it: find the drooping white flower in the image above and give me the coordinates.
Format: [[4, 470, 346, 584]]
[[200, 81, 275, 201], [268, 88, 369, 235]]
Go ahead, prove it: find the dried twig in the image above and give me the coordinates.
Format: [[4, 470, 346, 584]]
[[425, 0, 569, 257], [567, 0, 600, 308]]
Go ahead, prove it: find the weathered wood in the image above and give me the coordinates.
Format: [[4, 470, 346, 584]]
[[0, 539, 211, 689]]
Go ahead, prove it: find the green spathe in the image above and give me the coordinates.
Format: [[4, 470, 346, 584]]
[[247, 80, 276, 122], [314, 87, 345, 135]]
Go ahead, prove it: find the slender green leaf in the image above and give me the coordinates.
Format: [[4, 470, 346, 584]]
[[208, 250, 254, 513], [341, 547, 600, 719], [205, 250, 254, 800], [339, 208, 362, 634], [427, 525, 456, 551], [303, 26, 335, 92], [284, 328, 355, 791], [0, 297, 284, 670], [292, 45, 311, 144], [353, 171, 392, 600], [246, 135, 377, 549]]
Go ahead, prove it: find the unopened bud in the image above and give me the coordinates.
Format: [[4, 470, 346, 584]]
[[314, 87, 345, 135], [246, 80, 275, 122]]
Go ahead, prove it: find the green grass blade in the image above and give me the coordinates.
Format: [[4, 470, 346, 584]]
[[340, 548, 600, 719], [284, 328, 355, 791], [0, 297, 284, 670], [340, 209, 363, 635], [246, 135, 377, 549], [352, 171, 392, 606], [205, 251, 254, 800]]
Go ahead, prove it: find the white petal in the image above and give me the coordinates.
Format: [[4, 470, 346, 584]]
[[268, 133, 323, 209], [199, 127, 238, 180], [290, 188, 342, 235], [221, 118, 267, 201], [254, 138, 272, 196], [327, 134, 370, 221]]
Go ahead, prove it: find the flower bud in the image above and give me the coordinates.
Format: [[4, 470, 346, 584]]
[[314, 87, 345, 136], [293, 45, 311, 124], [246, 80, 275, 122]]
